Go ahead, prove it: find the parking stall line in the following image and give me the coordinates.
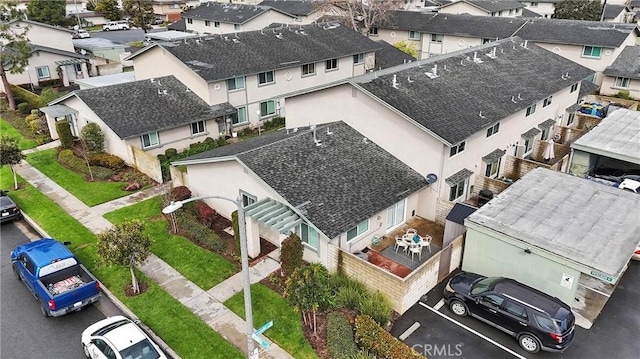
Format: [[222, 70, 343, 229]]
[[419, 302, 528, 359], [399, 322, 421, 341]]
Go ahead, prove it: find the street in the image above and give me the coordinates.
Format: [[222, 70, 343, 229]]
[[88, 27, 167, 45]]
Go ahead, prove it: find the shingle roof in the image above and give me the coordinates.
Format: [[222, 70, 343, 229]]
[[521, 127, 541, 139], [462, 0, 525, 12], [513, 18, 638, 48], [135, 23, 381, 83], [445, 202, 477, 225], [176, 122, 428, 239], [352, 37, 594, 144], [182, 1, 289, 24], [30, 44, 89, 60], [579, 79, 600, 98], [167, 19, 186, 31], [603, 46, 640, 80], [8, 19, 75, 33], [258, 0, 316, 16], [61, 75, 229, 139], [602, 4, 628, 19], [519, 8, 543, 18], [374, 40, 417, 70]]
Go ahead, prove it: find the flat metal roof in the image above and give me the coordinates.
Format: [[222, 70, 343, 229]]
[[465, 168, 640, 276], [145, 31, 199, 41], [571, 108, 640, 165], [74, 72, 136, 89]]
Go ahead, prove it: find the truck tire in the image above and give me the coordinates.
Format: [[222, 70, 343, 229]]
[[12, 265, 21, 281], [40, 303, 50, 317], [82, 343, 91, 358]]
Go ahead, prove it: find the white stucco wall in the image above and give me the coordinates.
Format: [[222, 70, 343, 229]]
[[186, 11, 296, 34], [19, 22, 75, 52], [599, 76, 640, 99]]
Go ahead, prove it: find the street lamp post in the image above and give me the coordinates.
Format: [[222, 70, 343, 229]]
[[162, 195, 258, 359], [256, 110, 262, 136]]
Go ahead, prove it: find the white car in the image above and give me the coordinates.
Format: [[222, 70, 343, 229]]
[[81, 316, 167, 359], [73, 29, 91, 39], [618, 179, 640, 194]]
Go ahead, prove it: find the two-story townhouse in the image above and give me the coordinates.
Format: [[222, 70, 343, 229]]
[[515, 0, 559, 18], [369, 11, 639, 84], [283, 38, 594, 223], [438, 0, 525, 17], [1, 19, 90, 92], [600, 46, 640, 99], [258, 0, 343, 23], [181, 1, 297, 34], [152, 0, 201, 22], [602, 3, 633, 22], [126, 22, 381, 130]]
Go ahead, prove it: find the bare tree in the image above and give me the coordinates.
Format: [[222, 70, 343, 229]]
[[0, 0, 31, 110], [315, 0, 402, 36]]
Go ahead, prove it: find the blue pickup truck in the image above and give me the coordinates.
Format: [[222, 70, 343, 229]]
[[11, 238, 101, 317]]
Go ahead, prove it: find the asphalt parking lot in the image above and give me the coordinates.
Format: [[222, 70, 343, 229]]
[[391, 261, 640, 359]]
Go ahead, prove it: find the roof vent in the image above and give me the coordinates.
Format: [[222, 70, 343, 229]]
[[425, 64, 439, 79], [392, 74, 398, 88], [472, 51, 483, 64], [561, 72, 570, 80], [275, 33, 283, 39], [363, 137, 368, 144], [486, 47, 497, 59], [407, 76, 414, 83]]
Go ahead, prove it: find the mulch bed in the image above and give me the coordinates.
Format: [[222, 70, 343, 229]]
[[124, 281, 149, 297]]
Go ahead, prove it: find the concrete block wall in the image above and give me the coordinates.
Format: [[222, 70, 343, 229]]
[[450, 236, 463, 273], [169, 166, 189, 187], [470, 175, 511, 198], [434, 198, 455, 226], [131, 146, 163, 183]]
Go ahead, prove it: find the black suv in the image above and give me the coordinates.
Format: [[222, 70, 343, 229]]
[[0, 190, 22, 223], [444, 272, 575, 353]]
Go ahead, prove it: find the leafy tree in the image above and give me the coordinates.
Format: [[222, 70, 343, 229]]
[[26, 0, 68, 26], [122, 0, 154, 33], [393, 40, 418, 59], [285, 263, 331, 333], [97, 220, 152, 294], [0, 135, 25, 189], [81, 122, 105, 153], [0, 0, 31, 111], [86, 0, 98, 12], [553, 0, 602, 21], [94, 0, 123, 21], [280, 233, 303, 278], [315, 0, 402, 36]]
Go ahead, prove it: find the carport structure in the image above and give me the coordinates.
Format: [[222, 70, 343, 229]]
[[462, 168, 640, 329]]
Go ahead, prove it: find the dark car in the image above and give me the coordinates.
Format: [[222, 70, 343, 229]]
[[0, 190, 23, 223], [444, 272, 575, 354]]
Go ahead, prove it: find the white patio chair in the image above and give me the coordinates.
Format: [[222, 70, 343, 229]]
[[419, 236, 432, 254], [406, 228, 417, 235], [394, 235, 408, 253], [409, 243, 422, 262]]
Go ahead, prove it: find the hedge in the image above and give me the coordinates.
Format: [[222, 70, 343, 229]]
[[87, 152, 125, 170], [175, 210, 224, 252], [354, 315, 425, 359], [327, 312, 359, 359]]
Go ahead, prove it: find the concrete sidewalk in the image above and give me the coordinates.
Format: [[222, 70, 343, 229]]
[[14, 145, 292, 359]]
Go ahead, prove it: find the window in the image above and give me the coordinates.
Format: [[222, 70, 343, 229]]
[[259, 100, 276, 117], [191, 121, 205, 135], [231, 106, 247, 125], [509, 9, 514, 15], [258, 71, 274, 85], [300, 223, 319, 249], [526, 103, 537, 116], [353, 53, 364, 64], [386, 199, 405, 230], [409, 31, 420, 40], [187, 18, 192, 24], [449, 179, 466, 201], [241, 191, 256, 207], [482, 38, 492, 44], [431, 33, 443, 43], [449, 141, 465, 157], [302, 63, 315, 76], [169, 3, 179, 8], [74, 63, 82, 73], [543, 96, 552, 107], [491, 12, 496, 16], [614, 77, 630, 89], [214, 21, 220, 27], [35, 66, 50, 79], [227, 76, 245, 91], [205, 20, 210, 26], [347, 219, 369, 241], [369, 27, 378, 36], [524, 138, 533, 153], [567, 113, 575, 126], [570, 83, 578, 93], [534, 314, 557, 332], [325, 58, 338, 71], [504, 301, 528, 319], [540, 127, 549, 141], [481, 294, 504, 307], [141, 132, 159, 148], [498, 11, 503, 16], [234, 24, 240, 31], [486, 122, 500, 137], [582, 46, 602, 58], [485, 160, 500, 178]]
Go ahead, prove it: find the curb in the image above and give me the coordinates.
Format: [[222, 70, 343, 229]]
[[21, 213, 181, 359]]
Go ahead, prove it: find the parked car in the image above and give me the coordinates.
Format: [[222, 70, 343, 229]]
[[81, 315, 167, 359], [0, 189, 22, 223], [444, 272, 575, 353], [617, 179, 640, 194], [73, 29, 91, 39], [102, 21, 129, 31]]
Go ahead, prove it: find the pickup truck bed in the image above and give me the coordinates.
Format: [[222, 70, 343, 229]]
[[41, 265, 93, 296]]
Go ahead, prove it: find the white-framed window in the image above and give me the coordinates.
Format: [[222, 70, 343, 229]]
[[347, 219, 369, 241], [524, 138, 533, 153], [486, 122, 500, 137], [509, 9, 514, 15], [543, 96, 552, 107], [141, 132, 159, 148], [258, 71, 274, 85], [491, 12, 496, 16], [409, 31, 420, 40], [498, 11, 503, 16], [240, 190, 256, 207], [540, 126, 549, 141], [526, 103, 537, 116], [231, 106, 247, 125], [369, 27, 378, 36], [234, 24, 240, 31], [214, 21, 220, 27], [567, 113, 575, 126], [325, 58, 338, 71], [531, 2, 538, 7], [299, 223, 319, 249], [614, 77, 630, 89], [35, 66, 50, 79], [205, 20, 210, 26], [485, 160, 500, 178], [431, 33, 443, 43], [227, 76, 245, 91], [449, 179, 466, 201], [259, 100, 276, 117], [386, 199, 405, 230], [169, 3, 179, 8], [353, 53, 364, 64], [582, 46, 602, 58], [302, 63, 315, 76], [482, 38, 492, 44], [191, 121, 205, 135], [187, 18, 192, 24], [570, 82, 578, 93], [450, 141, 465, 157]]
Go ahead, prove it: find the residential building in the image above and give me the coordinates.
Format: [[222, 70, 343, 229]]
[[181, 2, 297, 34], [600, 46, 640, 99], [438, 0, 525, 17], [72, 38, 129, 76], [74, 72, 136, 90], [601, 3, 633, 22], [126, 23, 381, 130], [283, 38, 594, 224], [258, 0, 341, 23], [153, 0, 201, 22], [516, 0, 631, 19], [463, 167, 640, 328], [374, 40, 417, 70]]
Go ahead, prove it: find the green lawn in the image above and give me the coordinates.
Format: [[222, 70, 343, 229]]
[[0, 118, 37, 149], [26, 149, 135, 206], [225, 283, 318, 359], [104, 197, 237, 290], [0, 167, 243, 359]]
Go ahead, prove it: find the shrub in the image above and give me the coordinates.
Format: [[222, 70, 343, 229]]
[[11, 84, 40, 108], [56, 120, 75, 148], [164, 148, 178, 159], [172, 185, 191, 201], [58, 149, 88, 173], [263, 116, 285, 130], [175, 210, 224, 252], [91, 166, 115, 180], [215, 136, 228, 147], [194, 201, 216, 227], [348, 351, 377, 359], [280, 233, 303, 278], [354, 315, 424, 359], [25, 113, 40, 134], [87, 152, 125, 170], [81, 122, 105, 153], [231, 210, 240, 255], [360, 291, 392, 327], [613, 90, 632, 100], [327, 312, 359, 359], [240, 127, 253, 136], [17, 102, 31, 114], [333, 276, 368, 311], [38, 87, 68, 107]]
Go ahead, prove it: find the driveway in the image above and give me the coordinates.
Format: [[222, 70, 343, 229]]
[[391, 261, 640, 359]]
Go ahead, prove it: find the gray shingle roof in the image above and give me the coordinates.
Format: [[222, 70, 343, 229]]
[[167, 19, 186, 31], [521, 127, 541, 139], [353, 37, 594, 145], [513, 18, 638, 48], [454, 0, 525, 12], [579, 79, 600, 98], [139, 23, 381, 83], [602, 4, 628, 19], [445, 168, 474, 185], [519, 8, 543, 18], [64, 75, 229, 139], [538, 118, 556, 128], [177, 122, 428, 239], [258, 0, 315, 16], [603, 46, 640, 80], [182, 2, 280, 24], [482, 149, 506, 163], [374, 40, 417, 70]]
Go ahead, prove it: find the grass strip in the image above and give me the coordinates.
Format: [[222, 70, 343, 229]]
[[0, 119, 37, 149]]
